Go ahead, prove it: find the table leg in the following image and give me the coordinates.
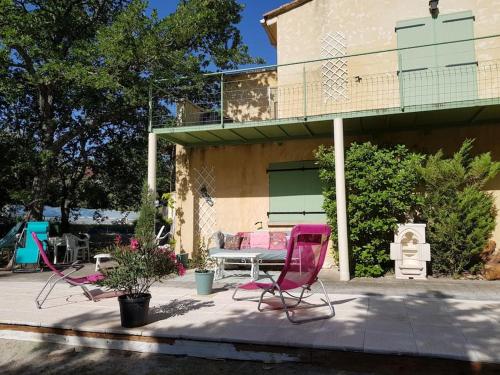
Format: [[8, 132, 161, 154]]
[[213, 258, 224, 280], [212, 258, 217, 279], [220, 258, 226, 279], [251, 258, 260, 281]]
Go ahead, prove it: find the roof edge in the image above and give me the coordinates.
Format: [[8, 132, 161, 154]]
[[260, 18, 277, 46], [263, 0, 314, 20]]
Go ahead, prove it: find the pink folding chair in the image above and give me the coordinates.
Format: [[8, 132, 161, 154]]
[[233, 224, 334, 324], [32, 233, 106, 309]]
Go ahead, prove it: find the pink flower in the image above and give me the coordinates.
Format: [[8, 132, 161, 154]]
[[114, 234, 122, 245], [176, 262, 186, 276], [130, 238, 139, 251], [169, 252, 177, 261]]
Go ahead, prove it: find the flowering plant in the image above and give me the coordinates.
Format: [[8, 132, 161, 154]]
[[100, 185, 185, 298]]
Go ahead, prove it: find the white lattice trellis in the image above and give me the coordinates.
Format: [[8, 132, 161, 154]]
[[321, 32, 349, 101], [193, 165, 217, 241]]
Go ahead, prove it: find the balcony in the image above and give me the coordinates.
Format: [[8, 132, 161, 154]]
[[152, 39, 500, 146]]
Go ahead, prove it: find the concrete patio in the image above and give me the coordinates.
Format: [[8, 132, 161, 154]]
[[0, 267, 499, 366]]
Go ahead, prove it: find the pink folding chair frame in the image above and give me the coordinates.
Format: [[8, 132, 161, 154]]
[[233, 224, 334, 324], [32, 233, 105, 309]]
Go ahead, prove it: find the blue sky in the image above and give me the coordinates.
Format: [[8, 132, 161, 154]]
[[147, 0, 290, 66]]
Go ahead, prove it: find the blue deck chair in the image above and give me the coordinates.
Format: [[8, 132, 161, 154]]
[[0, 222, 24, 251], [13, 221, 49, 272]]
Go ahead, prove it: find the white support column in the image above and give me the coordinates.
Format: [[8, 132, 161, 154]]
[[147, 132, 157, 197], [334, 118, 350, 281]]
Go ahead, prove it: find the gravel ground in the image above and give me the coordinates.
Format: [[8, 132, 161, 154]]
[[0, 338, 372, 375]]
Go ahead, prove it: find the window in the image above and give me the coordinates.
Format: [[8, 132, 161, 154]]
[[268, 161, 326, 223], [396, 11, 477, 108]]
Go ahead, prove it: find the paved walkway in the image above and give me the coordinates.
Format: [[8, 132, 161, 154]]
[[172, 267, 500, 301], [0, 267, 499, 364], [3, 264, 499, 300]]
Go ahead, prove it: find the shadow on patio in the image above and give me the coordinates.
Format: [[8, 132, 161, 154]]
[[1, 274, 499, 374]]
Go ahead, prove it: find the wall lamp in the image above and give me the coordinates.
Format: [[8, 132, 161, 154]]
[[200, 185, 214, 207], [429, 0, 439, 17]]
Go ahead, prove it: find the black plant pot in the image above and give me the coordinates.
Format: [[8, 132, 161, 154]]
[[118, 293, 151, 328]]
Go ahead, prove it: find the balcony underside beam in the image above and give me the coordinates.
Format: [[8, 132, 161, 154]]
[[155, 102, 500, 147]]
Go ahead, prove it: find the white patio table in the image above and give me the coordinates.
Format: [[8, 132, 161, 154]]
[[210, 252, 262, 281], [47, 236, 64, 264], [94, 253, 112, 272]]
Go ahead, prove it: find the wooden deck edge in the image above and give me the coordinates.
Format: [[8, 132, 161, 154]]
[[0, 323, 175, 344], [1, 323, 499, 374]]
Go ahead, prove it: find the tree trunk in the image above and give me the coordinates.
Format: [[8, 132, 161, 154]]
[[30, 84, 55, 222], [30, 174, 47, 221], [60, 198, 71, 234]]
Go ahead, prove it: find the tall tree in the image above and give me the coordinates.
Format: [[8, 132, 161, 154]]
[[0, 0, 257, 229]]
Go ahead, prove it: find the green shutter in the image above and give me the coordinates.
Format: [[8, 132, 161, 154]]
[[302, 169, 325, 223], [268, 161, 326, 223], [434, 11, 477, 103], [396, 17, 436, 107], [269, 169, 304, 222], [396, 11, 477, 108]]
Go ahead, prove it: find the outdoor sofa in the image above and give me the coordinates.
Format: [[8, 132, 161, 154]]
[[208, 230, 289, 279]]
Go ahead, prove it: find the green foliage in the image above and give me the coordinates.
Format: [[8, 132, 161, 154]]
[[418, 139, 500, 276], [192, 237, 212, 272], [100, 236, 183, 297], [316, 142, 423, 277], [0, 0, 258, 223], [101, 183, 185, 297], [160, 193, 175, 210], [0, 131, 35, 209], [134, 183, 157, 250]]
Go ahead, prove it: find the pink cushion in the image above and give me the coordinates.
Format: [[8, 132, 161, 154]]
[[72, 273, 105, 284], [249, 231, 270, 249], [269, 232, 287, 250], [224, 234, 242, 250], [237, 232, 251, 249]]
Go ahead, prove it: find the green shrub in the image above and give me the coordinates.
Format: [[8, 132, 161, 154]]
[[134, 183, 157, 250], [316, 142, 423, 277], [418, 140, 500, 276]]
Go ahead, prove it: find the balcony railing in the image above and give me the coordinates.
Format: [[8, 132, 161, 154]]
[[151, 35, 500, 129]]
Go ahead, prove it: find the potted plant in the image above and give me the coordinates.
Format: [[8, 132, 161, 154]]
[[100, 185, 185, 328], [176, 248, 189, 268], [193, 238, 214, 295]]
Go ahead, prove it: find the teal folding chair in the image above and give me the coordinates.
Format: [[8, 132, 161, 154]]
[[13, 221, 49, 272], [0, 222, 24, 251], [0, 222, 24, 268]]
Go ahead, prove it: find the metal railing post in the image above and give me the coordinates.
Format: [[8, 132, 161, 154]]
[[220, 73, 224, 128], [303, 65, 307, 120], [398, 53, 405, 111]]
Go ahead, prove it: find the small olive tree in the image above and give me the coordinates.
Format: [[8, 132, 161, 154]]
[[316, 142, 423, 277], [418, 139, 500, 276]]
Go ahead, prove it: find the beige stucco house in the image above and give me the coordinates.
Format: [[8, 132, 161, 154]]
[[149, 0, 500, 279]]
